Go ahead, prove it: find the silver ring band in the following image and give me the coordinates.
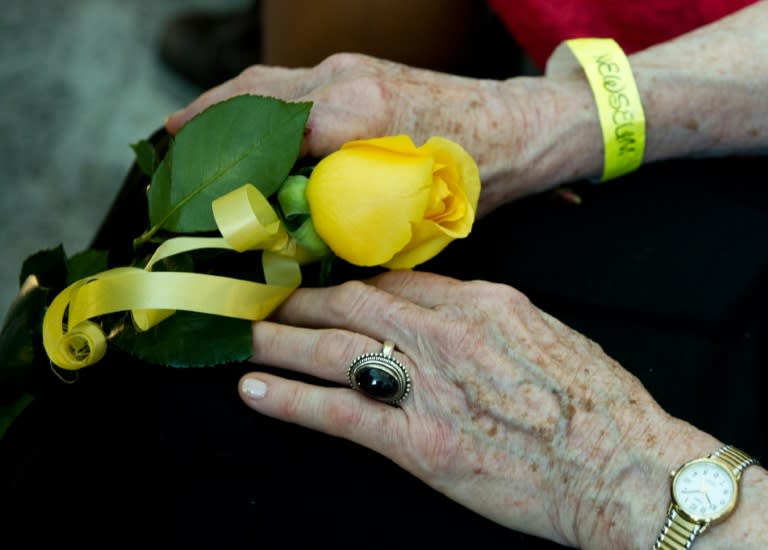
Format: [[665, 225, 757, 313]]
[[347, 340, 410, 406]]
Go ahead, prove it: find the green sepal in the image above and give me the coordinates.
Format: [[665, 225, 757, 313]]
[[291, 218, 331, 259], [274, 173, 331, 259], [277, 174, 311, 220]]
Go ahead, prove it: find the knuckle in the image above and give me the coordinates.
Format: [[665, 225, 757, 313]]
[[239, 64, 262, 80], [275, 384, 306, 421], [317, 51, 366, 71], [236, 65, 276, 92], [412, 425, 459, 474], [424, 281, 533, 361], [479, 280, 529, 308], [325, 398, 364, 428], [311, 330, 361, 367], [326, 280, 372, 321], [467, 281, 533, 321], [423, 311, 479, 361]]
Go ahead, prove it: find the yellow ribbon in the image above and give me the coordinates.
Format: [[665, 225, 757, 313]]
[[43, 184, 303, 370]]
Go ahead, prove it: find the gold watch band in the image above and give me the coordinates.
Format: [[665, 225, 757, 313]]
[[653, 507, 701, 550], [652, 445, 759, 550], [711, 445, 759, 478]]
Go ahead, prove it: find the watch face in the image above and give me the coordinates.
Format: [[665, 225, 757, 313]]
[[672, 459, 738, 521]]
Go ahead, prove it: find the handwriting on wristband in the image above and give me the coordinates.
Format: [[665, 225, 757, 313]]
[[555, 38, 646, 181], [596, 54, 641, 156]]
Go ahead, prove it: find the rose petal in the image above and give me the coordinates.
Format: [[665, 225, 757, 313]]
[[420, 136, 480, 212], [384, 219, 454, 269], [307, 136, 435, 266]]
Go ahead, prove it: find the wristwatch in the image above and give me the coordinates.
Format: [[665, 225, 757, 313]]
[[652, 445, 759, 549]]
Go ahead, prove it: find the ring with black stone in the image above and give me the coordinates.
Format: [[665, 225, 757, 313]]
[[347, 340, 411, 406]]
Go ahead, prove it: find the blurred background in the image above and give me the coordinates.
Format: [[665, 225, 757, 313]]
[[0, 0, 248, 319]]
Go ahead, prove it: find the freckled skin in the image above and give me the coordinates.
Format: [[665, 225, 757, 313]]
[[246, 272, 716, 548], [168, 6, 768, 218], [239, 268, 768, 549], [409, 284, 668, 543], [168, 53, 605, 216], [168, 4, 768, 547]]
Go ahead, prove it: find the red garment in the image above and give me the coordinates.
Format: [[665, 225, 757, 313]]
[[487, 0, 758, 69]]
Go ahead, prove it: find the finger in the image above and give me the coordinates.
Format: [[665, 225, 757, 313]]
[[250, 321, 382, 385], [165, 65, 311, 134], [165, 79, 244, 134], [366, 270, 466, 308], [238, 372, 403, 455], [268, 280, 422, 345]]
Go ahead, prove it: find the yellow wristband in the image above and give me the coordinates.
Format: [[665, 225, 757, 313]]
[[546, 38, 646, 182]]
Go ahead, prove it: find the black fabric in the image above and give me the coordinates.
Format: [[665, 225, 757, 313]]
[[1, 133, 765, 548]]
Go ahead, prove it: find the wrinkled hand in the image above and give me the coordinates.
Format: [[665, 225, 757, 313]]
[[165, 53, 583, 216], [166, 53, 500, 160], [239, 270, 708, 548]]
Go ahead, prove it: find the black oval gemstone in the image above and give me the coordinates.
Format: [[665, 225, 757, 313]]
[[356, 366, 399, 400]]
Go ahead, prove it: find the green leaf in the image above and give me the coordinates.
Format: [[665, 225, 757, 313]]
[[130, 139, 157, 177], [147, 150, 172, 229], [0, 282, 48, 406], [18, 245, 67, 290], [65, 249, 109, 284], [112, 311, 253, 368], [150, 95, 312, 233], [0, 393, 34, 441]]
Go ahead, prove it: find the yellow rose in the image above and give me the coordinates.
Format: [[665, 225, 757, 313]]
[[306, 135, 480, 269]]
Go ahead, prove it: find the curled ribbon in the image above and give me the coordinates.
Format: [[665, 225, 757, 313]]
[[43, 184, 303, 370]]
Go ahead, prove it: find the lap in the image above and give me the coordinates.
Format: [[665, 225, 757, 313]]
[[2, 141, 765, 547]]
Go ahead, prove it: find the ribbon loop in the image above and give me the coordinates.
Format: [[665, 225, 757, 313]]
[[57, 320, 107, 370], [43, 184, 307, 370], [213, 184, 291, 253]]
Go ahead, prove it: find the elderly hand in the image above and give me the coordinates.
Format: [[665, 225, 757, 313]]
[[165, 53, 603, 217], [239, 270, 721, 548], [165, 53, 509, 162]]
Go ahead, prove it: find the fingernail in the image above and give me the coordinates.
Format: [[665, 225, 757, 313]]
[[242, 378, 267, 399]]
